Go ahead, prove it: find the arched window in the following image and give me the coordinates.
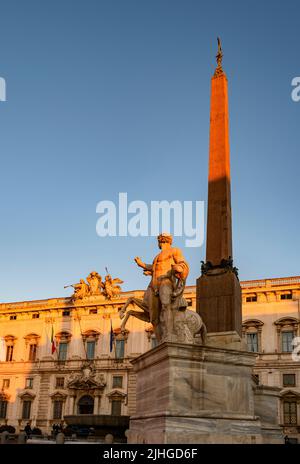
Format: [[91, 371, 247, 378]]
[[82, 330, 100, 360], [113, 328, 129, 359], [18, 391, 35, 420], [24, 333, 40, 362], [107, 390, 126, 416], [50, 392, 67, 420], [4, 335, 17, 362], [55, 332, 72, 361], [275, 318, 300, 353], [242, 320, 264, 353], [77, 395, 94, 414], [281, 392, 300, 426], [0, 393, 8, 419]]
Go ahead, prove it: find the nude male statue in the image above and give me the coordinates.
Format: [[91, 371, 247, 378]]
[[119, 233, 206, 344], [134, 233, 189, 341]]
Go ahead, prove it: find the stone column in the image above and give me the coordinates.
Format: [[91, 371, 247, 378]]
[[93, 396, 100, 415], [69, 395, 76, 415]]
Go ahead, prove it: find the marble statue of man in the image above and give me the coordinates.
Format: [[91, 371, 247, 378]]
[[135, 233, 189, 341], [71, 279, 89, 301], [87, 271, 102, 295]]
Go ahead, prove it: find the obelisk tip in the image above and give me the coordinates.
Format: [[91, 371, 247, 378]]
[[214, 37, 224, 77]]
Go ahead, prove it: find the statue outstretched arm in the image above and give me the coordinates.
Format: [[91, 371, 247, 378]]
[[134, 257, 153, 271]]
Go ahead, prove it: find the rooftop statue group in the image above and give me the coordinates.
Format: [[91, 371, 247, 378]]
[[66, 272, 123, 301], [119, 233, 206, 344]]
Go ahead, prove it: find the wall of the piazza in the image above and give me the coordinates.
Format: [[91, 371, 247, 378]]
[[242, 277, 300, 441], [0, 292, 155, 433]]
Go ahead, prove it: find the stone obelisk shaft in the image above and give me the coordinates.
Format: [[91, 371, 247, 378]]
[[196, 40, 242, 337], [206, 71, 232, 264]]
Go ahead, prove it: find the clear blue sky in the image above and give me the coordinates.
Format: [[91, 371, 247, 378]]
[[0, 0, 299, 302]]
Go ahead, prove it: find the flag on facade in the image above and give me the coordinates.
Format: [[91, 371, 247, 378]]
[[110, 318, 114, 353], [51, 325, 56, 354]]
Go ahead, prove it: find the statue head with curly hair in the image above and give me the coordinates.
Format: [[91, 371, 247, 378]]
[[157, 233, 173, 248]]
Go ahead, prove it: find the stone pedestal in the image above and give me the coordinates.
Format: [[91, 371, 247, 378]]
[[205, 330, 247, 350], [196, 269, 242, 337], [253, 385, 283, 443], [127, 342, 283, 444]]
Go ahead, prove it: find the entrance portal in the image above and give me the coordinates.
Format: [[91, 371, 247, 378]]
[[78, 395, 94, 414]]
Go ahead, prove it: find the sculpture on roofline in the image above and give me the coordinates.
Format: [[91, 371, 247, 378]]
[[102, 273, 124, 300], [68, 279, 89, 301], [87, 271, 102, 295], [65, 270, 123, 301]]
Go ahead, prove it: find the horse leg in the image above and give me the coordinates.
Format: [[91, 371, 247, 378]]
[[120, 311, 131, 331], [119, 297, 134, 319], [120, 309, 150, 331], [120, 297, 148, 319], [119, 297, 150, 331]]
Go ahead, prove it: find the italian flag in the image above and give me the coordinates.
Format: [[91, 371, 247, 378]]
[[51, 325, 56, 354]]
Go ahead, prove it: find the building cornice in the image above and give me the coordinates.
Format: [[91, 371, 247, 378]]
[[0, 276, 299, 315]]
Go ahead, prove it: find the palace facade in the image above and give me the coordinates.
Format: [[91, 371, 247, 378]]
[[0, 275, 300, 441]]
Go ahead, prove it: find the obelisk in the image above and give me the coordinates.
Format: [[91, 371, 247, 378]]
[[127, 41, 283, 444], [196, 38, 242, 337]]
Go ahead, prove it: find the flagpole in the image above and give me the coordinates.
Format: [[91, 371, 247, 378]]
[[110, 316, 116, 357]]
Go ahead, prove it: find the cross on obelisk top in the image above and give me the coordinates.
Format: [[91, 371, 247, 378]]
[[214, 37, 224, 78]]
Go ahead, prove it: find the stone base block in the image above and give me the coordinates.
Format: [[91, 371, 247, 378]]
[[206, 330, 248, 350], [128, 342, 283, 444], [128, 415, 263, 444], [196, 270, 242, 336]]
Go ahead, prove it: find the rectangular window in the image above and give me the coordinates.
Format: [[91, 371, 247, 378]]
[[22, 400, 31, 419], [58, 343, 68, 361], [29, 344, 37, 362], [89, 309, 98, 315], [284, 401, 297, 425], [2, 379, 10, 389], [113, 376, 123, 388], [25, 378, 33, 389], [281, 294, 292, 300], [115, 340, 125, 359], [282, 331, 294, 353], [6, 346, 13, 362], [9, 315, 17, 320], [0, 400, 7, 419], [62, 310, 70, 317], [53, 400, 63, 419], [56, 377, 64, 389], [111, 400, 121, 416], [32, 313, 39, 319], [283, 374, 296, 387], [246, 296, 257, 303], [86, 341, 95, 360], [247, 333, 258, 352]]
